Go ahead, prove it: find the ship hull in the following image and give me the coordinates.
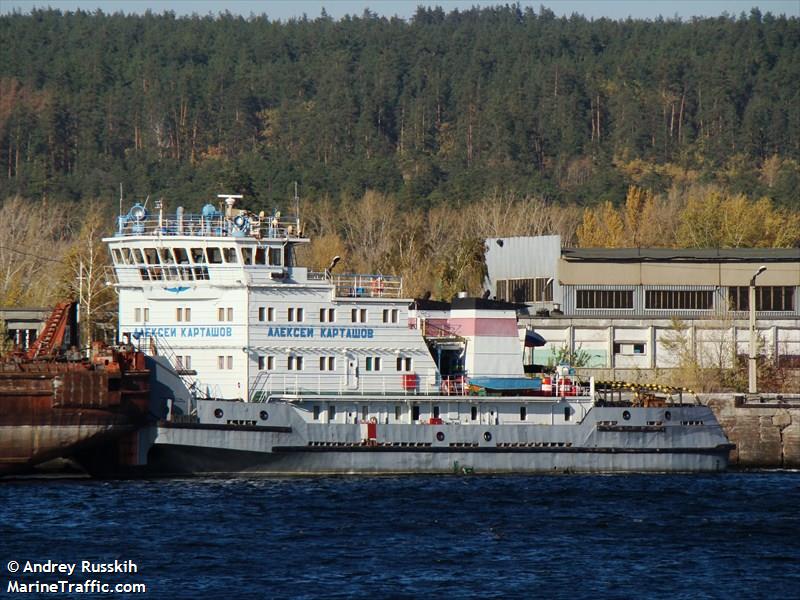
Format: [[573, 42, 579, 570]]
[[0, 351, 150, 476], [144, 443, 731, 475], [106, 401, 734, 476]]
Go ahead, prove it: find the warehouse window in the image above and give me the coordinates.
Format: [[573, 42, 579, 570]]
[[497, 277, 553, 303], [728, 286, 795, 312], [576, 289, 633, 309], [614, 343, 646, 355], [645, 290, 713, 310]]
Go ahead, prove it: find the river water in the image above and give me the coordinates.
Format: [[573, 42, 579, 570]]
[[1, 472, 798, 598]]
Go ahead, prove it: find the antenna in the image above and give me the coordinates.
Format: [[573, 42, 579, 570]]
[[119, 183, 123, 217], [294, 181, 300, 225]]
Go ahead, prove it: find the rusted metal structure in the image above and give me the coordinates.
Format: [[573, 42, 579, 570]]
[[0, 302, 150, 476]]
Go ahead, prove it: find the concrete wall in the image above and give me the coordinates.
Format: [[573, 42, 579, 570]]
[[525, 316, 800, 374], [702, 395, 800, 468]]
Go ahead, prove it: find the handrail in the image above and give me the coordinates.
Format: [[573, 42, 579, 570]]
[[115, 213, 305, 241]]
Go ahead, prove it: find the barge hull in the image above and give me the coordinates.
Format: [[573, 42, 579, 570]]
[[144, 443, 731, 475]]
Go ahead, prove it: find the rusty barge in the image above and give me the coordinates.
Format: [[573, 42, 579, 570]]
[[0, 302, 150, 476]]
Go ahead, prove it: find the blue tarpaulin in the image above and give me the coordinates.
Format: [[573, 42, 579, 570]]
[[468, 377, 542, 391]]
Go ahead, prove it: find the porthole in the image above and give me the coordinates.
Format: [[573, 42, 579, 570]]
[[483, 431, 492, 442], [214, 408, 224, 419], [260, 410, 269, 421], [622, 410, 631, 421], [664, 410, 672, 421], [436, 431, 445, 442]]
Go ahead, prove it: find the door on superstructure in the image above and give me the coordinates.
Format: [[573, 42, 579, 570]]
[[346, 353, 359, 390]]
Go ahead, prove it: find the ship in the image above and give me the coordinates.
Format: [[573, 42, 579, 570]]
[[96, 194, 734, 475], [0, 302, 150, 476]]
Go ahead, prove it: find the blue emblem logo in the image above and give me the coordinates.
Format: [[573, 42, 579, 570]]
[[164, 286, 189, 294]]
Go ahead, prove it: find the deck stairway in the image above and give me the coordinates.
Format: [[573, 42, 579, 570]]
[[148, 335, 212, 400]]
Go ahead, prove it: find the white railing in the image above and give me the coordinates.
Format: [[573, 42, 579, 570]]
[[249, 373, 471, 401], [331, 273, 403, 299], [115, 213, 304, 241]]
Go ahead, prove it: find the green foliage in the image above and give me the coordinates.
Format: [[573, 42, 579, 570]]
[[0, 8, 798, 207], [547, 344, 594, 369]]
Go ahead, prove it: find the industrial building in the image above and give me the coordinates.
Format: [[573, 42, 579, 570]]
[[484, 236, 800, 378]]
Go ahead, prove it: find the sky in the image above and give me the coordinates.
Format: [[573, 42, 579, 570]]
[[1, 0, 798, 21]]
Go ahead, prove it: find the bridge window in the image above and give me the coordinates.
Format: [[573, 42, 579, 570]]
[[328, 405, 336, 421], [173, 247, 189, 264], [365, 356, 382, 371], [112, 249, 122, 264], [320, 308, 336, 323], [241, 248, 253, 265], [254, 247, 267, 265], [258, 307, 275, 322], [176, 307, 191, 322], [206, 247, 222, 264], [319, 356, 336, 371], [288, 356, 304, 371], [158, 248, 175, 263], [143, 248, 160, 264], [396, 357, 412, 372], [217, 355, 233, 370], [132, 249, 145, 264], [175, 355, 191, 370], [470, 406, 478, 421], [288, 307, 304, 322], [223, 248, 238, 263], [412, 405, 420, 421], [520, 406, 527, 421], [269, 247, 282, 266], [257, 355, 274, 371], [190, 248, 205, 264], [383, 309, 399, 323]]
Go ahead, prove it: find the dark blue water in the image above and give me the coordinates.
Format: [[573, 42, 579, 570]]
[[1, 473, 799, 599]]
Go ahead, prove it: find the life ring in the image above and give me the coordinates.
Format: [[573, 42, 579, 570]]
[[371, 277, 385, 297]]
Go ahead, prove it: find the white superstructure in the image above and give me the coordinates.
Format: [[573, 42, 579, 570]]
[[106, 195, 440, 402]]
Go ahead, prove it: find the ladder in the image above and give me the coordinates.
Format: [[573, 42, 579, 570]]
[[148, 335, 211, 400], [26, 301, 73, 360], [249, 370, 271, 402]]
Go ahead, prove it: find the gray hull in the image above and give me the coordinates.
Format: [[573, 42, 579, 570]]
[[147, 443, 730, 475], [136, 402, 733, 475]]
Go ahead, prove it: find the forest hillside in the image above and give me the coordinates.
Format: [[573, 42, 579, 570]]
[[1, 6, 798, 311]]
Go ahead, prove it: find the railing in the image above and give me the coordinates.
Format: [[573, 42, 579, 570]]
[[247, 373, 489, 400], [331, 273, 403, 299], [147, 335, 215, 402], [115, 212, 304, 241], [420, 319, 464, 340]]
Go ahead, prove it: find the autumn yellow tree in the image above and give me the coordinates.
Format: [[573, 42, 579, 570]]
[[53, 201, 117, 346]]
